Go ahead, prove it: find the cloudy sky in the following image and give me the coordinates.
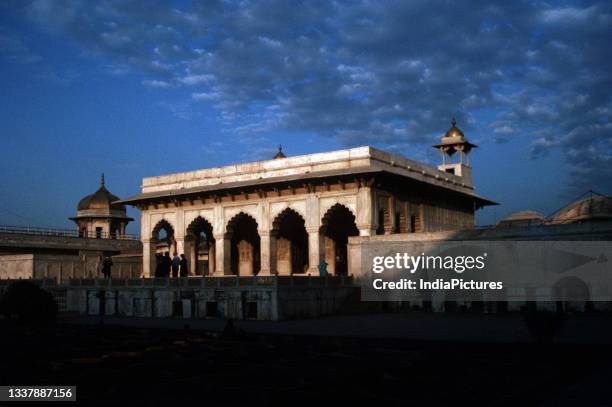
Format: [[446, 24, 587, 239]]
[[0, 0, 610, 233]]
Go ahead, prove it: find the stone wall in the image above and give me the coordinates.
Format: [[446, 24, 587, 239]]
[[0, 254, 34, 279], [0, 231, 141, 253], [347, 221, 612, 312], [0, 253, 142, 282], [29, 276, 355, 321]]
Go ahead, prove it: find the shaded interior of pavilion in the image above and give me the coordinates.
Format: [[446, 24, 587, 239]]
[[148, 203, 359, 277]]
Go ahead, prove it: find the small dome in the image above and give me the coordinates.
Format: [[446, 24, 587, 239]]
[[497, 210, 545, 228], [552, 195, 612, 224], [69, 174, 133, 233], [77, 174, 124, 211], [77, 186, 121, 211], [444, 118, 465, 139], [433, 118, 477, 156]]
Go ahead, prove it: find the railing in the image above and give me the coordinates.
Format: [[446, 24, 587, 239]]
[[0, 224, 139, 240]]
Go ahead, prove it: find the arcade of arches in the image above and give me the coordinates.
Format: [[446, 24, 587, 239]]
[[146, 203, 359, 277]]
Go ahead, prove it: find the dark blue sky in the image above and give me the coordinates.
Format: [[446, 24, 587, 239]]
[[0, 0, 610, 234]]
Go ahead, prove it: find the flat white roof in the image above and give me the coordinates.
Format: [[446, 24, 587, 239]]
[[141, 146, 469, 193]]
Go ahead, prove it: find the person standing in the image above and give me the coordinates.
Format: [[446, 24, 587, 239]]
[[161, 252, 171, 277], [102, 255, 113, 279], [154, 253, 163, 277], [171, 252, 180, 278], [179, 254, 189, 277], [318, 259, 328, 277]]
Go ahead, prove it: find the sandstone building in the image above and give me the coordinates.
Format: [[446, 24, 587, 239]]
[[118, 121, 494, 279], [0, 177, 141, 281], [3, 120, 611, 320]]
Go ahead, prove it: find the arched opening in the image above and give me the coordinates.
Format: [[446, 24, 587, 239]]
[[320, 204, 358, 275], [152, 220, 175, 254], [272, 208, 309, 275], [151, 220, 175, 278], [185, 217, 215, 276], [227, 213, 260, 276]]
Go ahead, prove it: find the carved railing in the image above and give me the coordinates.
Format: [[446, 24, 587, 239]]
[[0, 224, 139, 240]]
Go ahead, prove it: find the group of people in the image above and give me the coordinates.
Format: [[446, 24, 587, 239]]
[[155, 252, 189, 278]]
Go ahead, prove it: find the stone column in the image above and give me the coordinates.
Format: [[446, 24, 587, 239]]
[[175, 237, 185, 256], [385, 196, 396, 234], [356, 185, 376, 236], [213, 234, 231, 276], [187, 239, 197, 276], [259, 231, 277, 276], [142, 239, 154, 278], [208, 243, 215, 276], [307, 228, 325, 275], [176, 208, 185, 252]]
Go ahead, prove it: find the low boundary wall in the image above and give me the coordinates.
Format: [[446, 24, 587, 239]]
[[0, 276, 356, 321]]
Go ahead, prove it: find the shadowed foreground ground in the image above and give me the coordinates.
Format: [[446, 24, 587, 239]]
[[0, 316, 611, 406]]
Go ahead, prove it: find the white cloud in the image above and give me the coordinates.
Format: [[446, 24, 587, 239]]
[[258, 36, 282, 48], [142, 79, 171, 89], [178, 74, 215, 86], [192, 91, 220, 101], [493, 125, 515, 135], [541, 6, 597, 24]]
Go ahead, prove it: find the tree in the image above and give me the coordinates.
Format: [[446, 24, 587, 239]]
[[0, 281, 58, 323]]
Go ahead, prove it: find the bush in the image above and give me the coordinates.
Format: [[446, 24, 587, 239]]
[[0, 281, 58, 322]]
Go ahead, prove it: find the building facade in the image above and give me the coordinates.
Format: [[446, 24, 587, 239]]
[[119, 136, 494, 279]]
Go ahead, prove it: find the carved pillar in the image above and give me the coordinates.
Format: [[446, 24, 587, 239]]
[[175, 208, 185, 251], [307, 228, 325, 275], [213, 234, 231, 275], [187, 238, 197, 276], [385, 196, 396, 234], [356, 184, 376, 236], [259, 231, 277, 276], [175, 237, 185, 256], [142, 239, 154, 278], [208, 243, 215, 276]]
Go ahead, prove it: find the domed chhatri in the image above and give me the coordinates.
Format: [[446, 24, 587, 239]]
[[433, 118, 478, 185], [69, 174, 133, 238], [433, 118, 477, 161]]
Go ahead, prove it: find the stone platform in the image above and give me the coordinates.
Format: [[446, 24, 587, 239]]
[[0, 276, 356, 321]]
